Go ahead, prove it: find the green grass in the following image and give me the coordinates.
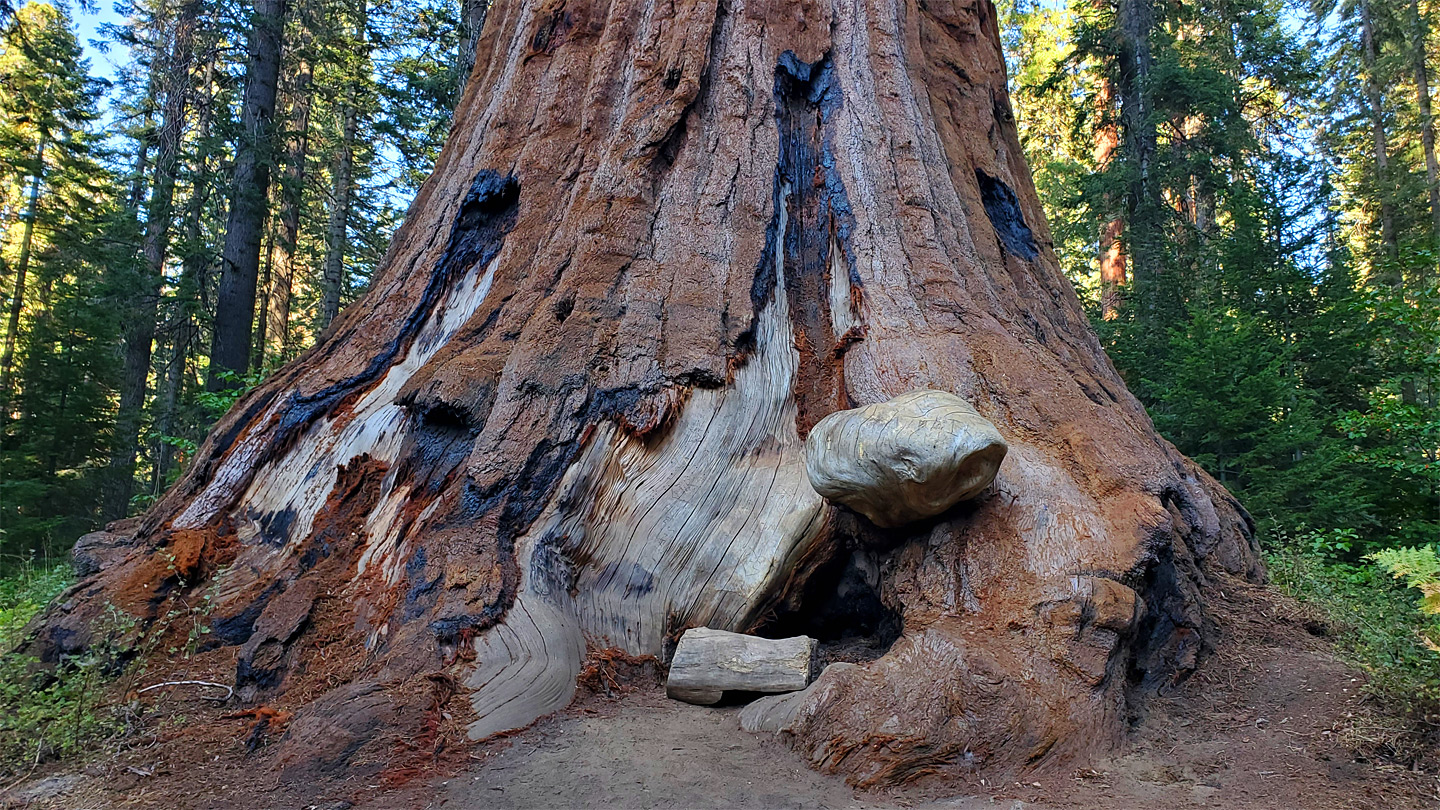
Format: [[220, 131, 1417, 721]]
[[1267, 548, 1440, 762], [0, 562, 71, 650]]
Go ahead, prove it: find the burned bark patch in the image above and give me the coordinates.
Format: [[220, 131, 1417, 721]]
[[759, 515, 901, 665], [253, 507, 298, 547], [745, 51, 863, 435], [214, 457, 387, 654], [236, 577, 320, 693], [424, 381, 694, 647], [401, 547, 442, 621], [259, 172, 519, 469], [1129, 537, 1209, 692], [210, 580, 285, 647], [397, 401, 481, 497], [975, 168, 1038, 261], [530, 4, 571, 55]]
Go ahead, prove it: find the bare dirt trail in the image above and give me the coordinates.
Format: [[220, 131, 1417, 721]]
[[366, 696, 1002, 810], [3, 580, 1437, 810], [358, 579, 1439, 810]]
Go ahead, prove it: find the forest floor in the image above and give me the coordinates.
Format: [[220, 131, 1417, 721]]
[[2, 579, 1437, 810]]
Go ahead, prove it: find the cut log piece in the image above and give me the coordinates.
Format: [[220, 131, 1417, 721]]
[[666, 628, 817, 705], [805, 390, 1008, 527]]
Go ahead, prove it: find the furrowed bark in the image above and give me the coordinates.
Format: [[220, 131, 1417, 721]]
[[209, 0, 288, 387], [37, 0, 1260, 790]]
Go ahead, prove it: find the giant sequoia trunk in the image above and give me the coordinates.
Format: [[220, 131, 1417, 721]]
[[42, 0, 1260, 787]]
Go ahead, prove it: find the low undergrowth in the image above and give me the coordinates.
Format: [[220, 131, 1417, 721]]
[[1267, 542, 1440, 766], [0, 562, 125, 781], [0, 562, 69, 650], [0, 556, 232, 783]]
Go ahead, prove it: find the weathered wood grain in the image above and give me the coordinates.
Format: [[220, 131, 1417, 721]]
[[739, 663, 856, 733]]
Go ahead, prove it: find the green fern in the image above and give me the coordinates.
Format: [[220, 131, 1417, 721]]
[[1368, 547, 1440, 592], [1368, 546, 1440, 650]]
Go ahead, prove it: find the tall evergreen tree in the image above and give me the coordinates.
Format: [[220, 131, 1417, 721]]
[[104, 0, 203, 519], [209, 0, 288, 387], [0, 2, 121, 558]]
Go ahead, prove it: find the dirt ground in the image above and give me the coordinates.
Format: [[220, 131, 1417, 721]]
[[3, 581, 1437, 810]]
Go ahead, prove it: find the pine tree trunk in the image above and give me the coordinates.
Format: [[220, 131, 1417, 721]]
[[0, 138, 42, 398], [318, 114, 356, 329], [104, 0, 201, 519], [1363, 0, 1400, 267], [209, 0, 288, 387], [42, 0, 1259, 788], [318, 0, 366, 331], [254, 225, 276, 367], [125, 138, 151, 212], [1412, 0, 1440, 264], [267, 5, 315, 361], [152, 336, 188, 496], [1116, 0, 1159, 313], [457, 0, 490, 94], [1094, 77, 1125, 320], [153, 56, 217, 491]]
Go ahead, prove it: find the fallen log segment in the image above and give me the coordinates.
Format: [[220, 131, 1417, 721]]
[[666, 628, 817, 705]]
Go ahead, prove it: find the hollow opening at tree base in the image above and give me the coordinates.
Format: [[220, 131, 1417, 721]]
[[759, 539, 902, 668]]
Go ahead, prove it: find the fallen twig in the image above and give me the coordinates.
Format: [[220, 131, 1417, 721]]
[[136, 680, 234, 702]]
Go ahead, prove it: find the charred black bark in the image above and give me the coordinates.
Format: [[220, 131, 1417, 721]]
[[975, 169, 1038, 261], [741, 52, 864, 432], [260, 172, 519, 470]]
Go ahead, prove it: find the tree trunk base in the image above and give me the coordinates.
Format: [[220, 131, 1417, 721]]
[[27, 0, 1262, 788]]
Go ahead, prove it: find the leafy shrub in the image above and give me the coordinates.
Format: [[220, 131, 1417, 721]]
[[1269, 547, 1440, 763], [0, 562, 70, 650]]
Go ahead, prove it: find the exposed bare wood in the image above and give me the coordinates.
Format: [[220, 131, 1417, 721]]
[[666, 628, 816, 706]]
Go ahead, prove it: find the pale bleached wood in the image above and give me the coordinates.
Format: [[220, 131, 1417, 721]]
[[739, 663, 855, 733], [464, 227, 828, 737], [805, 390, 1008, 527], [667, 628, 817, 705]]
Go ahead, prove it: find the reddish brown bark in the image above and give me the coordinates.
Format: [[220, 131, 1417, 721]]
[[38, 0, 1259, 790], [1094, 78, 1126, 320]]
